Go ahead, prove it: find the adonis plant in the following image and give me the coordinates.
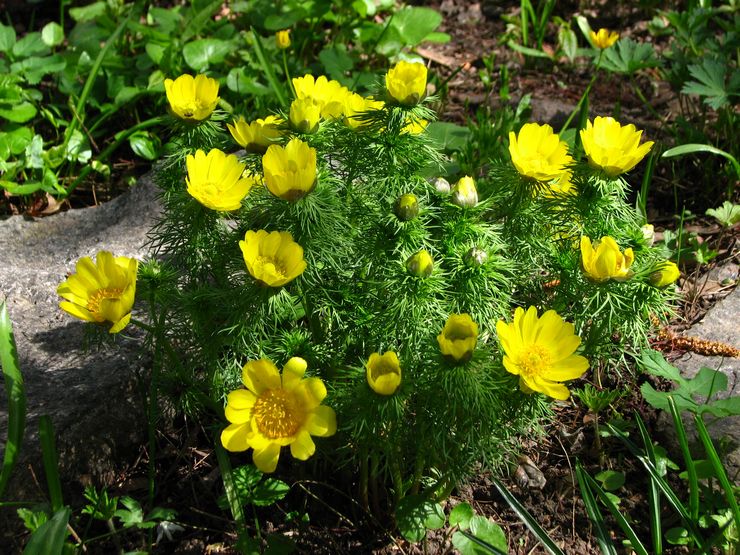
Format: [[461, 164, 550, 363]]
[[56, 61, 678, 527]]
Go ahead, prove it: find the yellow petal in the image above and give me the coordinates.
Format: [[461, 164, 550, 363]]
[[221, 423, 250, 452], [289, 430, 316, 460], [252, 442, 281, 473], [305, 406, 337, 437]]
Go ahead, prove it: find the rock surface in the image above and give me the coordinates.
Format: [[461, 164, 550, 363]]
[[0, 176, 160, 513], [671, 285, 740, 478]]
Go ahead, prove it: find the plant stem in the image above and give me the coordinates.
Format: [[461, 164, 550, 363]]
[[559, 51, 603, 135], [282, 51, 295, 98]]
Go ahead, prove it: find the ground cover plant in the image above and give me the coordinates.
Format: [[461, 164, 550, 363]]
[[1, 0, 739, 554]]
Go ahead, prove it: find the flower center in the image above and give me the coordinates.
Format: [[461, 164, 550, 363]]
[[370, 360, 399, 381], [255, 256, 286, 279], [518, 344, 552, 379], [87, 288, 123, 316], [252, 389, 304, 439]]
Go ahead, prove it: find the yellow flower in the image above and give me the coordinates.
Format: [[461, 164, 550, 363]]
[[221, 357, 337, 473], [240, 230, 307, 287], [366, 351, 402, 395], [580, 236, 635, 282], [402, 118, 428, 135], [57, 251, 138, 333], [276, 29, 291, 50], [580, 117, 654, 176], [509, 123, 573, 182], [590, 28, 619, 49], [185, 149, 255, 211], [649, 261, 680, 287], [292, 74, 350, 119], [227, 115, 283, 153], [437, 314, 478, 363], [385, 61, 427, 105], [289, 97, 321, 134], [262, 138, 317, 201], [406, 250, 434, 278], [164, 74, 219, 121], [496, 306, 589, 400], [342, 93, 384, 130], [451, 175, 478, 208], [548, 171, 574, 196]]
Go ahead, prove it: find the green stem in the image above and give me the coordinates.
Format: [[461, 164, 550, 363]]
[[282, 50, 295, 98], [629, 75, 664, 123], [106, 519, 123, 555], [559, 51, 603, 135], [360, 449, 369, 511], [390, 457, 404, 506]]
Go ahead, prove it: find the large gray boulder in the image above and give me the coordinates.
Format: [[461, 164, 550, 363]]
[[0, 176, 160, 512], [670, 283, 740, 479]]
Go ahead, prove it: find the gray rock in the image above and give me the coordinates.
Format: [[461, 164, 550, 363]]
[[0, 175, 161, 512], [668, 286, 740, 479]]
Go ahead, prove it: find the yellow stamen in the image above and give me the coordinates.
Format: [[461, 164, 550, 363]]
[[253, 389, 304, 439], [86, 288, 123, 315], [518, 345, 552, 379]]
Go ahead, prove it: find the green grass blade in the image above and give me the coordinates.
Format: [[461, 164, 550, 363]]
[[666, 397, 699, 520], [38, 416, 63, 512], [22, 506, 70, 555], [580, 467, 649, 555], [491, 477, 565, 555], [574, 464, 618, 555], [0, 302, 26, 499], [693, 413, 740, 536], [251, 28, 287, 107], [637, 149, 658, 222], [662, 143, 740, 178], [635, 415, 662, 554], [214, 441, 245, 526], [608, 418, 705, 547]]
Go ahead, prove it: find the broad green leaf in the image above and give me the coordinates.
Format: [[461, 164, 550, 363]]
[[264, 10, 308, 31], [449, 502, 474, 530], [507, 40, 553, 59], [145, 43, 165, 65], [395, 495, 445, 543], [69, 2, 107, 23], [7, 126, 33, 155], [226, 68, 271, 96], [114, 496, 144, 528], [41, 23, 64, 47], [426, 122, 471, 152], [706, 201, 740, 227], [594, 470, 625, 491], [251, 477, 290, 507], [0, 180, 43, 195], [681, 58, 731, 110], [0, 23, 16, 53], [41, 168, 64, 195], [183, 38, 231, 71], [318, 45, 354, 84], [600, 38, 660, 75], [558, 26, 577, 62], [10, 55, 67, 85], [424, 31, 451, 44], [389, 7, 442, 47], [12, 33, 50, 59], [24, 135, 44, 169], [452, 516, 508, 555], [65, 130, 91, 164], [22, 507, 70, 555]]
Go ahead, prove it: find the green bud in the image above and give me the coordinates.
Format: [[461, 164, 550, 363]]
[[395, 193, 419, 221], [464, 247, 488, 267], [406, 250, 434, 278]]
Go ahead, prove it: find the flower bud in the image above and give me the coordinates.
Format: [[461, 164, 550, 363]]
[[406, 250, 433, 278], [276, 29, 291, 50], [433, 177, 450, 194], [641, 224, 655, 247], [437, 314, 478, 363], [451, 176, 478, 208], [289, 98, 321, 134], [464, 247, 488, 267], [649, 261, 680, 287], [394, 193, 419, 221]]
